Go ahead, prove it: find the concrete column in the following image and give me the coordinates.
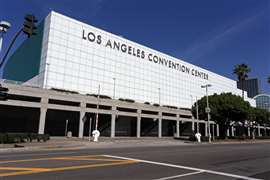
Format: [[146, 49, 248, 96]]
[[216, 124, 220, 137], [79, 111, 86, 138], [205, 122, 208, 136], [78, 102, 86, 138], [248, 127, 251, 137], [38, 97, 48, 134], [38, 108, 47, 134], [158, 111, 162, 138], [111, 106, 116, 138], [111, 114, 115, 138], [258, 126, 261, 136], [231, 126, 235, 136], [212, 124, 215, 137], [176, 120, 180, 137], [137, 109, 141, 138]]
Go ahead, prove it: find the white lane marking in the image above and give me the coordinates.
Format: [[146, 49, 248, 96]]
[[153, 171, 205, 180], [104, 155, 262, 180]]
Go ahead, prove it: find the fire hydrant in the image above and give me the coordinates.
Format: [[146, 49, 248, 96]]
[[195, 132, 201, 143], [92, 130, 100, 142]]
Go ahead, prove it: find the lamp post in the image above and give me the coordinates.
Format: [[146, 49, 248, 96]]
[[158, 88, 161, 105], [65, 119, 69, 137], [201, 84, 212, 143], [190, 95, 195, 132], [0, 21, 11, 54], [95, 84, 100, 131], [196, 96, 199, 133], [89, 117, 92, 141], [45, 63, 50, 89], [113, 78, 116, 99]]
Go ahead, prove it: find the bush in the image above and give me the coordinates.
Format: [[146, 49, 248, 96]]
[[0, 133, 50, 144], [0, 133, 7, 144], [28, 133, 38, 142], [118, 98, 135, 103], [153, 103, 160, 107], [163, 105, 178, 109], [86, 94, 111, 99], [51, 88, 79, 94], [125, 98, 135, 103], [255, 136, 270, 139]]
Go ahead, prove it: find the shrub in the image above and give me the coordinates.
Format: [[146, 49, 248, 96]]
[[163, 105, 178, 109], [28, 133, 38, 142], [51, 88, 79, 94], [125, 99, 135, 103], [0, 133, 7, 144], [37, 134, 50, 142], [0, 133, 50, 144], [255, 136, 270, 139]]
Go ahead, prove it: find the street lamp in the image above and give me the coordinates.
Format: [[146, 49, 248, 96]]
[[190, 95, 195, 132], [0, 21, 11, 53], [201, 84, 212, 143], [89, 117, 92, 141], [45, 63, 50, 89], [113, 77, 116, 99], [65, 119, 69, 137], [158, 88, 161, 105], [195, 96, 199, 133], [95, 84, 101, 131]]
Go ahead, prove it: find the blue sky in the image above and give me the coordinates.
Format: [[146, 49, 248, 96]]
[[0, 0, 269, 93]]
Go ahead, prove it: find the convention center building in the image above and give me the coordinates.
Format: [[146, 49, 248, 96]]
[[1, 11, 259, 138]]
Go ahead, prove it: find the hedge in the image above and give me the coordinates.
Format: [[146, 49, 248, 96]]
[[0, 133, 50, 144]]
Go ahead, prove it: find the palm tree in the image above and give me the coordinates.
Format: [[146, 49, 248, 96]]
[[233, 64, 250, 99]]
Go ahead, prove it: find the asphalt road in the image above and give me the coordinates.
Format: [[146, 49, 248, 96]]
[[0, 142, 269, 180]]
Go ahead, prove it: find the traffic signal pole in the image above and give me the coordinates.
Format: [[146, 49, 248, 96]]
[[0, 29, 22, 69], [0, 14, 37, 69]]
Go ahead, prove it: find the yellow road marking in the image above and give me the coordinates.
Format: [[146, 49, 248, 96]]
[[48, 160, 137, 172], [0, 167, 49, 171], [0, 160, 138, 177], [0, 167, 51, 177], [0, 155, 105, 164], [53, 157, 123, 162]]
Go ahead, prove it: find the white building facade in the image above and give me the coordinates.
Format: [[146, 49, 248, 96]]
[[26, 11, 255, 108]]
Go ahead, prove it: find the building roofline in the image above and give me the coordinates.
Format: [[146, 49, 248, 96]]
[[253, 94, 270, 99]]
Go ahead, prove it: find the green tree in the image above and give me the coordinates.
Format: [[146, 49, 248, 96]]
[[192, 93, 251, 139], [248, 107, 270, 138], [250, 108, 270, 126], [233, 64, 250, 99]]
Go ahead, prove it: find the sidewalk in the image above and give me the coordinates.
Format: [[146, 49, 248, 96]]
[[0, 137, 190, 153], [0, 137, 269, 153]]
